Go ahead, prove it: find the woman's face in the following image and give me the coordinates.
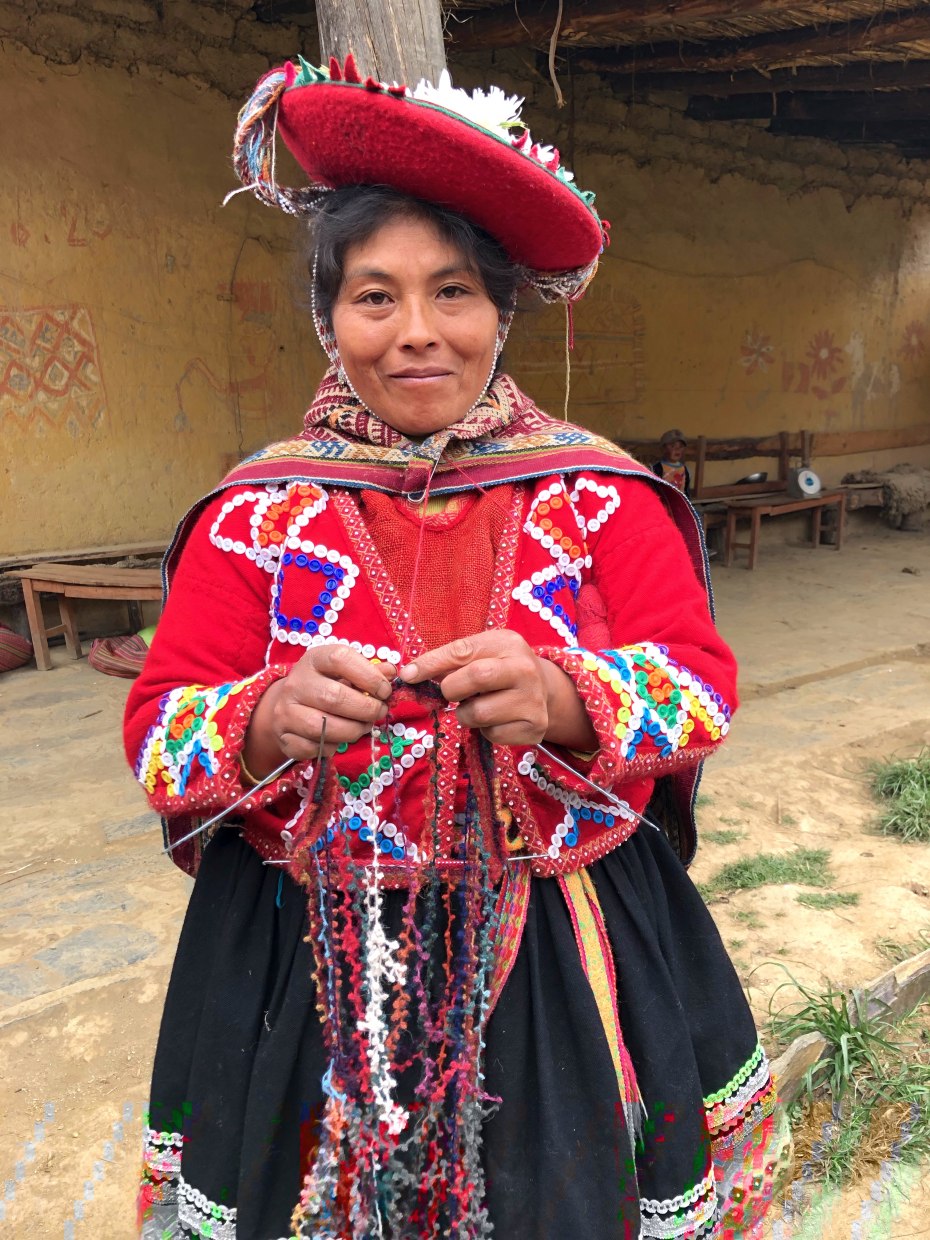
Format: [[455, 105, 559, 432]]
[[330, 216, 501, 437]]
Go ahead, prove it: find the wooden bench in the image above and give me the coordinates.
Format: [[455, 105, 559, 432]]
[[724, 491, 847, 569], [9, 563, 163, 672], [694, 430, 846, 568], [621, 429, 846, 568]]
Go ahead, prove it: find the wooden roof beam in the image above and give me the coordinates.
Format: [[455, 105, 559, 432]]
[[687, 88, 930, 122], [606, 58, 930, 97], [768, 117, 930, 148], [571, 7, 930, 75], [448, 0, 803, 54]]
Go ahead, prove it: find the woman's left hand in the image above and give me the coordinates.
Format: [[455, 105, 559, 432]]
[[399, 630, 598, 751]]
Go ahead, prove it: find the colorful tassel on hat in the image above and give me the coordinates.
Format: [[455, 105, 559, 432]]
[[230, 66, 328, 216]]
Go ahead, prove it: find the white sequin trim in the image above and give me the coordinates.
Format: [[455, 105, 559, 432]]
[[517, 750, 637, 861], [640, 1169, 717, 1238], [209, 486, 292, 574], [177, 1175, 236, 1239], [570, 475, 622, 538]]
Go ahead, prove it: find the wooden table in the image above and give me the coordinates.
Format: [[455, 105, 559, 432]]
[[9, 563, 163, 671], [724, 491, 847, 570]]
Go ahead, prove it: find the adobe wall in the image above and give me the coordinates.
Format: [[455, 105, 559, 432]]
[[1, 5, 928, 555]]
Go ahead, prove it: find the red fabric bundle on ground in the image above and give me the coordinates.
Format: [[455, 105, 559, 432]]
[[0, 624, 32, 672], [88, 634, 149, 679]]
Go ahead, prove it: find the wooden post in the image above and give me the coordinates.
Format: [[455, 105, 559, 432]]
[[315, 0, 446, 86]]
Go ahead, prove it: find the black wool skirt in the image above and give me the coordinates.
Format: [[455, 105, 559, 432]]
[[140, 827, 781, 1240]]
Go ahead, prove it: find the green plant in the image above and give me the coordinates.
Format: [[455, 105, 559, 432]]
[[702, 829, 746, 845], [767, 972, 898, 1105], [780, 812, 797, 826], [786, 998, 930, 1189], [870, 750, 930, 843], [700, 847, 832, 901], [796, 891, 860, 911], [695, 792, 713, 808], [875, 929, 930, 964], [719, 814, 741, 826]]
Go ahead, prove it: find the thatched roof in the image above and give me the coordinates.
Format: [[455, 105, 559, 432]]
[[252, 1, 930, 157], [443, 0, 930, 157]]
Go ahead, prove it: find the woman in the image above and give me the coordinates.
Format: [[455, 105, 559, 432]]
[[125, 56, 787, 1239]]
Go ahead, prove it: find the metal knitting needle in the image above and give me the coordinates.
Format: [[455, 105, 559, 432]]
[[163, 718, 332, 857], [535, 742, 662, 832], [162, 756, 298, 856]]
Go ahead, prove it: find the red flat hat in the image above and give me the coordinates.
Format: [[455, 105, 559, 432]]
[[231, 56, 608, 302]]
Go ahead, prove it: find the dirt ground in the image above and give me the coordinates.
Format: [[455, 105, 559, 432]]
[[1, 514, 929, 1238]]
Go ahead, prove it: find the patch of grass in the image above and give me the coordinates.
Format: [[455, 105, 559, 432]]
[[871, 750, 930, 843], [702, 828, 746, 845], [733, 909, 764, 929], [700, 847, 832, 901], [797, 891, 861, 911], [695, 792, 713, 808], [737, 799, 754, 810], [780, 813, 797, 826], [767, 974, 898, 1104], [719, 814, 742, 826], [729, 938, 746, 951], [875, 928, 930, 964], [783, 992, 930, 1190]]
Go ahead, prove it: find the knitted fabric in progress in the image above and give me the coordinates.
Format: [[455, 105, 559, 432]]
[[358, 486, 516, 651]]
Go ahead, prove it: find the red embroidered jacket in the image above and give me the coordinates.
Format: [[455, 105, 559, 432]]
[[124, 472, 737, 884]]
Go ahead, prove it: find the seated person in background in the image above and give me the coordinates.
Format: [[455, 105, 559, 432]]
[[653, 428, 691, 496]]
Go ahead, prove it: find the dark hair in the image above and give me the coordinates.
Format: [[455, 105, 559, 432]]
[[307, 185, 521, 321]]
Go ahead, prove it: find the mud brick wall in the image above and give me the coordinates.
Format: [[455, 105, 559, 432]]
[[1, 4, 928, 553]]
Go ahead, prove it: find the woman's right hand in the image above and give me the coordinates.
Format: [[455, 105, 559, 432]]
[[242, 646, 396, 779]]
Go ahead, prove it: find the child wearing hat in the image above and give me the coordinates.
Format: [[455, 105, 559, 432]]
[[653, 429, 691, 496]]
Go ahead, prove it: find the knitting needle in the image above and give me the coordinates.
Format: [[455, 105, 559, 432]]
[[535, 742, 661, 832], [163, 719, 333, 857], [162, 756, 297, 856], [163, 725, 660, 859]]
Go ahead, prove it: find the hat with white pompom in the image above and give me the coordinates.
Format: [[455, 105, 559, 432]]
[[229, 54, 608, 303]]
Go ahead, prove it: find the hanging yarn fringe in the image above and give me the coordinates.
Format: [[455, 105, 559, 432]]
[[290, 686, 518, 1239]]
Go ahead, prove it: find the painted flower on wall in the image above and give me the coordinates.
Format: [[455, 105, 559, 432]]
[[740, 329, 774, 375], [899, 319, 926, 363], [806, 329, 844, 379]]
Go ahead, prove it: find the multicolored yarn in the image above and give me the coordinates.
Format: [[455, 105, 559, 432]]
[[290, 687, 508, 1238], [230, 67, 326, 216]]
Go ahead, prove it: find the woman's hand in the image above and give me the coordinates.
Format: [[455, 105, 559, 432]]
[[399, 630, 598, 752], [243, 646, 396, 779]]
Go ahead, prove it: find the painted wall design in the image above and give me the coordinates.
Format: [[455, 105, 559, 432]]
[[0, 305, 106, 434]]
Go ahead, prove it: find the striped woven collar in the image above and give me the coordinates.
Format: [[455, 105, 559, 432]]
[[223, 369, 642, 498]]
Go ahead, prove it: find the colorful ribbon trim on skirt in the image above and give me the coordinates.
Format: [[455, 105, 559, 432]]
[[559, 868, 642, 1139]]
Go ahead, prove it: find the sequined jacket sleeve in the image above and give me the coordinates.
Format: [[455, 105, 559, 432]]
[[123, 487, 302, 823], [535, 474, 737, 791]]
